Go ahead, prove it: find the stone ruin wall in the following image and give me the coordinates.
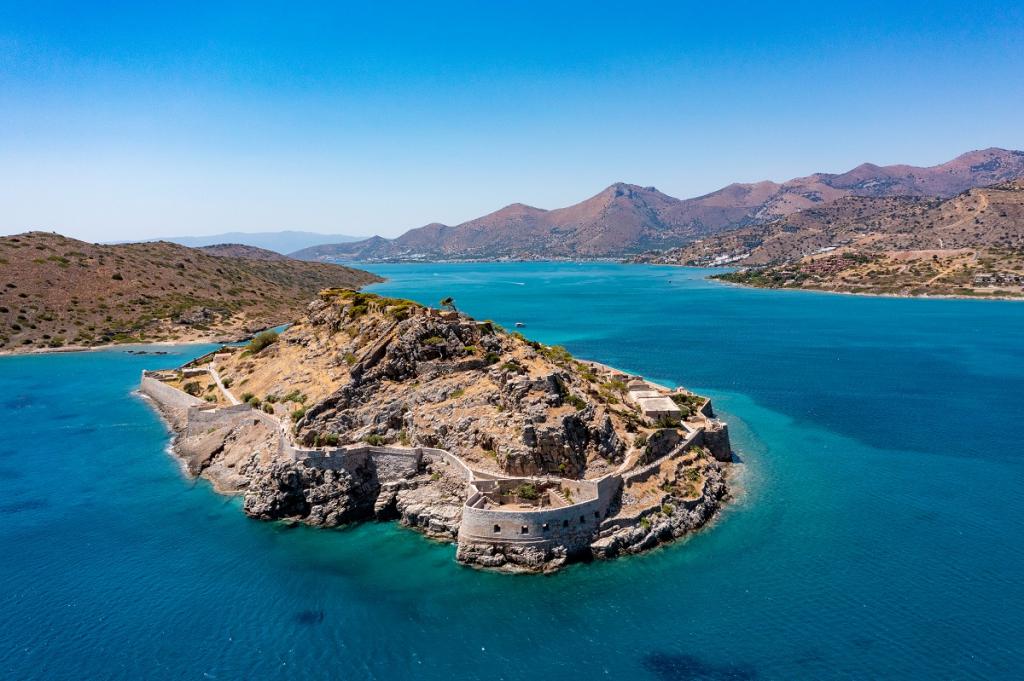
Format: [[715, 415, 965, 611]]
[[141, 368, 725, 560]]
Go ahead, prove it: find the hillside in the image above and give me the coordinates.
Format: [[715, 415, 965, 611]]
[[698, 182, 1024, 298], [293, 148, 1024, 261], [0, 232, 382, 352], [198, 244, 290, 261]]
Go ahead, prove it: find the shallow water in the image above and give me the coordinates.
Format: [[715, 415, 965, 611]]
[[1, 263, 1021, 679]]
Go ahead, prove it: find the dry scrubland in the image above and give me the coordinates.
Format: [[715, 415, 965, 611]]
[[645, 182, 1024, 298], [0, 232, 381, 352]]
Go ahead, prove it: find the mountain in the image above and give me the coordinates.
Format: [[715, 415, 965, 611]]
[[144, 231, 367, 254], [0, 232, 382, 352], [639, 180, 1024, 267], [292, 148, 1024, 261], [696, 182, 1024, 298]]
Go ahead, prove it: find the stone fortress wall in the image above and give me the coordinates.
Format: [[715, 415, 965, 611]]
[[140, 372, 205, 412], [140, 358, 731, 562]]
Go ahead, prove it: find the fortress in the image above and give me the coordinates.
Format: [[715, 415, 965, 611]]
[[140, 352, 732, 571]]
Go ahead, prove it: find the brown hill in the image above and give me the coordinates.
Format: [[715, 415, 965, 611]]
[[695, 182, 1024, 298], [293, 148, 1024, 261], [646, 181, 1024, 267], [199, 243, 290, 260], [0, 232, 382, 352]]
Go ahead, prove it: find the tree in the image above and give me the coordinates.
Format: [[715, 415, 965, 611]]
[[439, 296, 457, 312]]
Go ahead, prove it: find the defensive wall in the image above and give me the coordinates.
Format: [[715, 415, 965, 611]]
[[140, 362, 726, 557]]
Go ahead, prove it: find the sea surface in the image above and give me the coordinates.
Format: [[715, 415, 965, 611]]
[[1, 262, 1022, 680]]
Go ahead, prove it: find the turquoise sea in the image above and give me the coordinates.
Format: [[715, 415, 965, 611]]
[[1, 263, 1022, 680]]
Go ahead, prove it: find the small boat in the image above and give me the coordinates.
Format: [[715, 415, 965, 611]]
[[515, 322, 526, 328]]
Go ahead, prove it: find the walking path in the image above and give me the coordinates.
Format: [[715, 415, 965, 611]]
[[207, 364, 240, 405]]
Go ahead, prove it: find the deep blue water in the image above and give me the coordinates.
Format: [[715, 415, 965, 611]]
[[1, 263, 1022, 680]]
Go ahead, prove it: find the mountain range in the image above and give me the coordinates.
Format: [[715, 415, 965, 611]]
[[142, 231, 366, 254], [291, 148, 1024, 262], [639, 180, 1024, 267]]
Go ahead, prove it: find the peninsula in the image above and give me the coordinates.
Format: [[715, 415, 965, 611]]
[[0, 232, 382, 353], [139, 289, 734, 572], [636, 181, 1024, 299]]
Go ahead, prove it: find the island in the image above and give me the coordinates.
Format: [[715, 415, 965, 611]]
[[139, 289, 734, 573]]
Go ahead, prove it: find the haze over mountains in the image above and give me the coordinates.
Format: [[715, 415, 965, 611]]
[[146, 231, 365, 254], [292, 148, 1024, 262]]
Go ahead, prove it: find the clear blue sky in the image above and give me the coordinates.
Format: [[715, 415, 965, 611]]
[[1, 1, 1022, 241]]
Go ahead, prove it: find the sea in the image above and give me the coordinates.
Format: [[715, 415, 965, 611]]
[[0, 262, 1021, 680]]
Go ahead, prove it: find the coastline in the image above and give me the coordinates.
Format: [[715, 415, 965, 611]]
[[702, 271, 1024, 302]]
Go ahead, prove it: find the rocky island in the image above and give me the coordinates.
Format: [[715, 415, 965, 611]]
[[139, 289, 734, 573]]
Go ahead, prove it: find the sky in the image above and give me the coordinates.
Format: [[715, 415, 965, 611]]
[[1, 1, 1023, 242]]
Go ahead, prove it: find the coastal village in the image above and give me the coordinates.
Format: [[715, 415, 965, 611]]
[[140, 289, 733, 572]]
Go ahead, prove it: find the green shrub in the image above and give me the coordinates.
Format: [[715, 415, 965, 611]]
[[240, 392, 255, 403], [661, 504, 675, 516], [430, 472, 441, 481], [247, 396, 261, 408], [182, 381, 202, 396], [484, 351, 500, 365], [291, 407, 307, 422], [247, 331, 279, 354], [262, 402, 275, 414], [343, 352, 357, 366], [319, 432, 339, 446], [640, 517, 652, 530], [364, 434, 385, 446], [283, 389, 307, 403], [422, 335, 445, 346], [564, 393, 586, 410], [204, 394, 217, 403], [655, 415, 681, 429], [540, 344, 573, 365], [514, 483, 540, 500], [264, 393, 279, 403], [500, 360, 525, 374], [449, 387, 465, 399], [222, 378, 233, 388], [633, 434, 648, 448]]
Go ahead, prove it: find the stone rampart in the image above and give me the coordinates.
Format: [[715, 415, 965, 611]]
[[458, 492, 607, 554], [420, 447, 474, 480], [622, 427, 702, 486], [140, 372, 205, 412], [141, 362, 715, 569], [282, 441, 422, 480], [185, 404, 255, 437], [702, 420, 732, 462]]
